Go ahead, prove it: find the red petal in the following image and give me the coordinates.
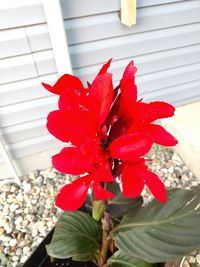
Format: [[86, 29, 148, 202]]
[[42, 74, 84, 95], [52, 147, 93, 175], [55, 176, 91, 211], [93, 160, 114, 182], [145, 171, 167, 203], [97, 58, 112, 76], [146, 124, 178, 146], [89, 73, 113, 125], [109, 133, 153, 161], [47, 110, 96, 146], [93, 183, 115, 200], [120, 61, 137, 104], [148, 101, 175, 122], [58, 88, 94, 111], [122, 163, 144, 197]]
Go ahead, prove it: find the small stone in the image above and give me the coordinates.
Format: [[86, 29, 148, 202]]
[[9, 203, 19, 212], [0, 227, 5, 235], [14, 216, 23, 225], [31, 199, 38, 204], [20, 255, 28, 264], [23, 246, 30, 255], [32, 229, 38, 237], [23, 183, 32, 193], [182, 174, 189, 182], [164, 180, 171, 187], [168, 166, 174, 174], [10, 185, 18, 193], [12, 255, 19, 261], [16, 247, 22, 256], [196, 254, 200, 264], [35, 176, 43, 186], [16, 193, 23, 202], [29, 170, 39, 180], [9, 238, 17, 247], [1, 184, 11, 192]]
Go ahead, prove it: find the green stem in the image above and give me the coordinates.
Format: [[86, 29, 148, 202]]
[[98, 212, 111, 267]]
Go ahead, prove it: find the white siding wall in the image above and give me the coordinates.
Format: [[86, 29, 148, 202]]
[[0, 0, 200, 178]]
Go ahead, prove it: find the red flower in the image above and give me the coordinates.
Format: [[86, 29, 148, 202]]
[[43, 59, 177, 211]]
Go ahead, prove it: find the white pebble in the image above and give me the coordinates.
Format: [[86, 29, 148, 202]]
[[12, 255, 19, 261], [9, 204, 19, 212], [23, 246, 30, 255], [168, 166, 174, 174], [32, 229, 38, 238], [14, 216, 23, 225], [9, 238, 17, 247], [23, 183, 32, 193], [20, 255, 28, 264], [164, 180, 171, 187]]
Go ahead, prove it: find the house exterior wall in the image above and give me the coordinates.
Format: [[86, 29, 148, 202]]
[[0, 0, 200, 178]]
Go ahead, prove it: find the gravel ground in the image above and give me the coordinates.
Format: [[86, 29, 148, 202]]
[[0, 147, 199, 267]]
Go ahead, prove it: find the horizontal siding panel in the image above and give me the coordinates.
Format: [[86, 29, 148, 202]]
[[0, 96, 58, 128], [0, 0, 45, 30], [70, 23, 200, 69], [61, 0, 185, 19], [0, 73, 58, 107], [33, 50, 57, 76], [26, 1, 200, 50], [75, 44, 200, 84], [144, 80, 200, 106], [137, 62, 200, 95], [0, 55, 37, 84], [26, 24, 52, 52], [1, 119, 47, 144], [65, 1, 200, 45], [0, 28, 31, 59], [5, 135, 62, 160]]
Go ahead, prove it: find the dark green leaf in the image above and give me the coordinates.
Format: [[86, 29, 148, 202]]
[[107, 182, 121, 195], [106, 192, 143, 219], [107, 250, 153, 267], [112, 186, 200, 263], [46, 211, 101, 261]]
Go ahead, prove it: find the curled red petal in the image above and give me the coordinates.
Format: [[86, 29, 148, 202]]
[[145, 171, 167, 203], [52, 147, 93, 175], [93, 183, 115, 200], [146, 124, 178, 146], [120, 61, 138, 105], [42, 74, 84, 95], [47, 110, 96, 146], [55, 176, 91, 211], [122, 163, 144, 198], [109, 133, 153, 161], [89, 73, 113, 125], [97, 58, 112, 76]]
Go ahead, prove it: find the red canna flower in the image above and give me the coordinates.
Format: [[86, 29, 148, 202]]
[[43, 59, 178, 211]]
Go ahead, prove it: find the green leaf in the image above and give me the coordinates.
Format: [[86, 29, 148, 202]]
[[112, 186, 200, 263], [46, 211, 101, 261], [107, 250, 153, 267], [106, 192, 143, 219]]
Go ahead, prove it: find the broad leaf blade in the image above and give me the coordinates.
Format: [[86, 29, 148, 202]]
[[112, 186, 200, 263], [108, 250, 153, 267], [106, 193, 143, 219], [46, 211, 101, 261]]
